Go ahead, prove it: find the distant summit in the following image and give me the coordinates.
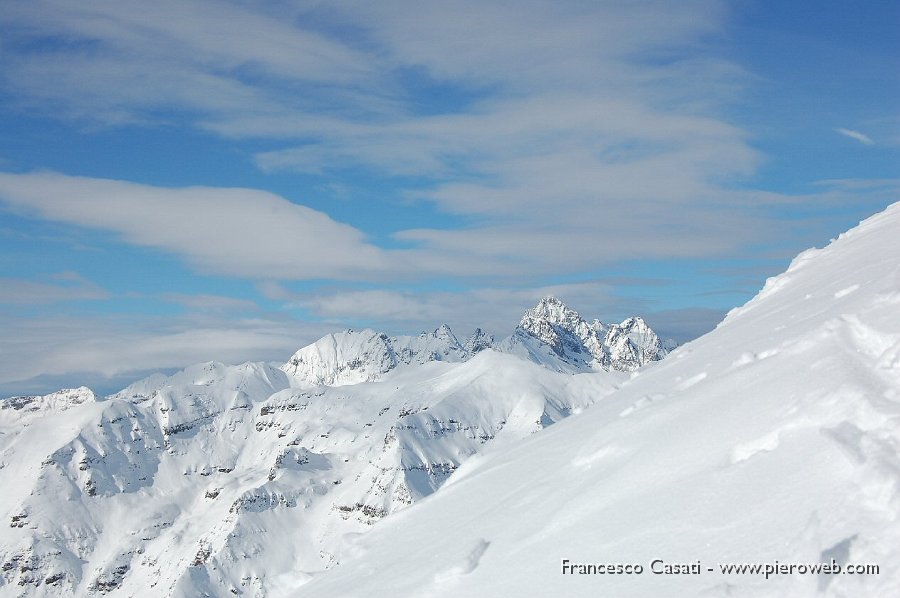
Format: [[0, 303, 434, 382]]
[[281, 297, 670, 385], [498, 296, 671, 373]]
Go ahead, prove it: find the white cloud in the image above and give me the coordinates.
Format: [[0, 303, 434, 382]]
[[835, 128, 874, 145], [2, 170, 892, 294], [640, 307, 726, 343], [0, 1, 729, 129], [0, 167, 781, 283], [0, 171, 391, 280], [0, 0, 387, 125]]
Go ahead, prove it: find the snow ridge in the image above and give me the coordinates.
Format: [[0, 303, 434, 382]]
[[280, 325, 487, 386]]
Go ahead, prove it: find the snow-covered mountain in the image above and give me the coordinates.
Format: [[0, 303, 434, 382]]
[[499, 296, 673, 372], [280, 325, 482, 386], [281, 299, 670, 386], [0, 300, 656, 596], [298, 204, 900, 597]]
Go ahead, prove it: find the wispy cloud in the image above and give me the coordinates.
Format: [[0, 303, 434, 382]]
[[0, 169, 779, 282], [0, 1, 730, 130], [835, 128, 874, 145], [0, 171, 391, 280], [0, 0, 388, 126]]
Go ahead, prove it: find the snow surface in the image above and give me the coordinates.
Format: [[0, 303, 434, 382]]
[[297, 203, 900, 597]]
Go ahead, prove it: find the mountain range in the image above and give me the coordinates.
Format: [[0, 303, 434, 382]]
[[0, 298, 669, 596]]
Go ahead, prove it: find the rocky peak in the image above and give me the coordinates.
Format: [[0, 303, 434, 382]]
[[511, 297, 671, 372], [464, 328, 494, 355], [522, 296, 583, 328], [432, 323, 460, 345], [618, 316, 648, 331]]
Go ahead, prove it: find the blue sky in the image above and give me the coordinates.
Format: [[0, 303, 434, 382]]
[[0, 0, 898, 397]]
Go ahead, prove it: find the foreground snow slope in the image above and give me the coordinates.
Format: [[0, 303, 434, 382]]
[[299, 204, 900, 597]]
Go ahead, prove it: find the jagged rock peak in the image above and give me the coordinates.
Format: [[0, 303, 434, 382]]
[[617, 315, 650, 331], [512, 297, 670, 372], [464, 328, 494, 355], [525, 296, 581, 321], [519, 295, 594, 332], [432, 323, 460, 343]]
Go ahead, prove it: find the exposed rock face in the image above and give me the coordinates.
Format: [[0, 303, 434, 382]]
[[463, 327, 494, 355], [502, 297, 671, 372], [605, 315, 672, 370]]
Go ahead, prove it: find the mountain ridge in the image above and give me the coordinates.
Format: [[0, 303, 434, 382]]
[[0, 298, 657, 595], [280, 297, 671, 389]]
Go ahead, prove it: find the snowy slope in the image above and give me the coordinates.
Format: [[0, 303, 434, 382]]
[[297, 203, 900, 597]]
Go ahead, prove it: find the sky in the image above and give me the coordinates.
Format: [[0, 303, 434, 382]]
[[0, 0, 898, 397]]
